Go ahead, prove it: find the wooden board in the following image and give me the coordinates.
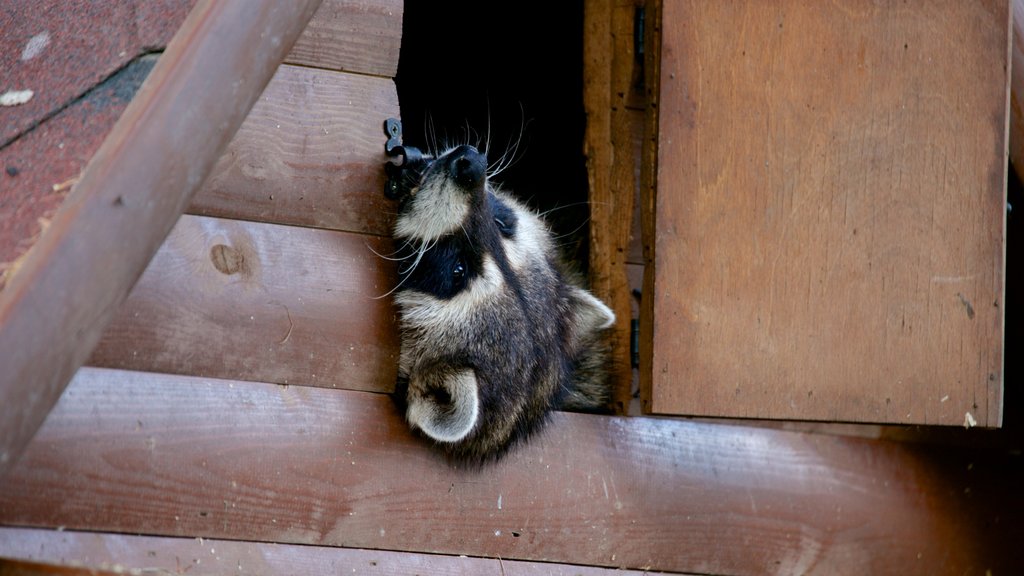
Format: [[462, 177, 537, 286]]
[[2, 368, 1021, 575], [1010, 0, 1024, 175], [584, 0, 644, 413], [288, 0, 403, 78], [87, 215, 399, 393], [189, 63, 399, 236], [0, 529, 670, 576], [644, 0, 1008, 425]]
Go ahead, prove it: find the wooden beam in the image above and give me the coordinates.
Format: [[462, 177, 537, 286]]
[[1, 368, 1020, 575], [0, 0, 324, 476], [0, 528, 669, 576]]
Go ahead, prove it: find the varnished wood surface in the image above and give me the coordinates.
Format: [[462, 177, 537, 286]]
[[1, 368, 1020, 575], [0, 528, 671, 576], [88, 214, 399, 393], [190, 64, 399, 236], [645, 0, 1008, 425], [0, 0, 323, 477]]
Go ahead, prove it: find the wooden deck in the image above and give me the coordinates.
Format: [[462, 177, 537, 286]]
[[2, 368, 1022, 574], [1, 1, 1022, 574]]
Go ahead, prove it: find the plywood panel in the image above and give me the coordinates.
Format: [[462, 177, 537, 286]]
[[2, 368, 1021, 575], [88, 215, 399, 392], [644, 0, 1008, 425], [190, 64, 399, 236], [0, 528, 669, 576]]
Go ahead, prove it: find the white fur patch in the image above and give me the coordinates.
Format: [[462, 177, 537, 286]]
[[407, 368, 480, 443], [500, 196, 551, 273], [394, 254, 505, 332], [572, 286, 616, 331], [394, 179, 470, 242]]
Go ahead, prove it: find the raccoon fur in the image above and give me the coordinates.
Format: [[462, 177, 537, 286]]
[[385, 143, 615, 463]]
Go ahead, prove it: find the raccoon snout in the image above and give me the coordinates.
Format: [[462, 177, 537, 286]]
[[447, 145, 486, 189]]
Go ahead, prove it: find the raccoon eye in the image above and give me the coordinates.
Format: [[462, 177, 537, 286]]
[[452, 260, 466, 280]]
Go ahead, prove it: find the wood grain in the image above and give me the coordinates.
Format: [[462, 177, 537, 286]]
[[1009, 0, 1024, 175], [288, 0, 403, 78], [645, 0, 1008, 425], [584, 0, 641, 413], [1, 368, 1021, 575], [0, 528, 669, 576], [189, 63, 400, 236], [0, 0, 323, 477], [87, 215, 399, 392]]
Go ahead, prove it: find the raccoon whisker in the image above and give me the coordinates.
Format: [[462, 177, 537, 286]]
[[373, 236, 439, 300], [483, 99, 493, 161], [550, 217, 593, 243], [365, 238, 418, 261], [536, 201, 598, 220], [398, 237, 435, 276], [488, 108, 530, 179], [459, 222, 474, 248], [425, 113, 440, 159]]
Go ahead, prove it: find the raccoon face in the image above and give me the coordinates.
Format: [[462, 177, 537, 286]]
[[387, 144, 615, 462]]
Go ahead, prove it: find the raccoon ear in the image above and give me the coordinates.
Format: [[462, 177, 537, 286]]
[[569, 287, 616, 333], [406, 368, 480, 444]]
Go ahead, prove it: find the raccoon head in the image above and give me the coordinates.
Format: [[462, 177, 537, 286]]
[[386, 144, 615, 462]]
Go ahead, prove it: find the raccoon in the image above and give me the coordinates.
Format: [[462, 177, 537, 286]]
[[384, 139, 615, 463]]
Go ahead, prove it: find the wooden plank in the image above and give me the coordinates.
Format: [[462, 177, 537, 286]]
[[189, 64, 399, 236], [645, 0, 1008, 425], [584, 0, 640, 413], [1010, 0, 1024, 175], [136, 0, 404, 77], [0, 0, 323, 477], [288, 0, 403, 78], [2, 368, 1021, 575], [0, 529, 671, 576], [88, 214, 398, 392]]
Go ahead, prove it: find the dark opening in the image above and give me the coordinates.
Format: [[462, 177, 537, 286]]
[[395, 1, 590, 266]]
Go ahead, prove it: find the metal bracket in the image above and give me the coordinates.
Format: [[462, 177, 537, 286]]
[[382, 118, 425, 200]]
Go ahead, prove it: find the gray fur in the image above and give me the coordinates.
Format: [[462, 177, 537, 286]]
[[387, 144, 614, 462]]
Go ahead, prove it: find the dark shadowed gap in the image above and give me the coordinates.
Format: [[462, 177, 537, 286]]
[[395, 0, 591, 269]]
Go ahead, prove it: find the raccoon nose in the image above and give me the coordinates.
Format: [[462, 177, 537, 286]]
[[448, 145, 486, 189]]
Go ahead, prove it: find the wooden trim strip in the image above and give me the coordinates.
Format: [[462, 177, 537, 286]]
[[1, 368, 1019, 574], [0, 528, 671, 576], [0, 0, 323, 476]]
